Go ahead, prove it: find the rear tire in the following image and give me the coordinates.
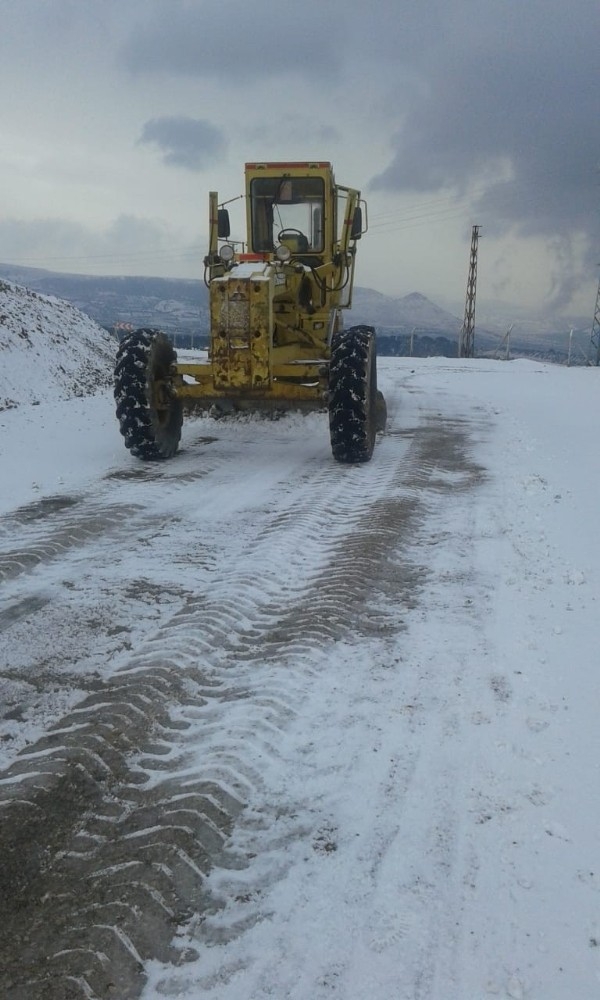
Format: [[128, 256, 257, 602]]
[[328, 325, 378, 463], [114, 329, 182, 460], [375, 389, 387, 433]]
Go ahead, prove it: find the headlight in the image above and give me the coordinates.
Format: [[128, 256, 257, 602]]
[[220, 244, 235, 263], [276, 244, 292, 262]]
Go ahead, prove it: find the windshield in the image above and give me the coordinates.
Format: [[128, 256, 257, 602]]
[[250, 177, 325, 253]]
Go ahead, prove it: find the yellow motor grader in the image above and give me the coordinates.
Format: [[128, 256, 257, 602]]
[[114, 161, 386, 463]]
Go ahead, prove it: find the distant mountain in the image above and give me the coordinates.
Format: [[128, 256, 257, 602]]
[[0, 263, 208, 340], [0, 264, 463, 342], [351, 289, 462, 336], [0, 262, 586, 362]]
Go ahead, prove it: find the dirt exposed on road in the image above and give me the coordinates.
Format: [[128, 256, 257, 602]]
[[0, 412, 485, 998]]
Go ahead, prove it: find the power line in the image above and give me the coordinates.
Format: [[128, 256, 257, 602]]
[[4, 247, 203, 265], [369, 191, 466, 223], [369, 200, 470, 231], [367, 179, 498, 231]]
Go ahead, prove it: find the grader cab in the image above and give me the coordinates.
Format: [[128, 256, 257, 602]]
[[114, 161, 386, 463]]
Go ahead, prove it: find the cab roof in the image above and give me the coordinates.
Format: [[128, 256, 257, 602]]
[[245, 161, 332, 170]]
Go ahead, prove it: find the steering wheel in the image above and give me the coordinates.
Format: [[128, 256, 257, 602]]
[[277, 228, 306, 241]]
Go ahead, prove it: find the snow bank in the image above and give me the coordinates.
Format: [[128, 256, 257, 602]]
[[0, 278, 116, 410]]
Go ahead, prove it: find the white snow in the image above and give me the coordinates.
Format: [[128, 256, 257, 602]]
[[2, 292, 600, 999], [0, 278, 115, 409]]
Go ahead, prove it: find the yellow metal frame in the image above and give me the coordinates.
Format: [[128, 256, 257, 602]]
[[173, 161, 364, 410]]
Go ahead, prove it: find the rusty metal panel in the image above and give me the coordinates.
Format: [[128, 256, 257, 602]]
[[248, 276, 272, 388], [211, 273, 272, 390]]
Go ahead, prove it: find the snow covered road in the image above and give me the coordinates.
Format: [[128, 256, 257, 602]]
[[1, 358, 599, 999]]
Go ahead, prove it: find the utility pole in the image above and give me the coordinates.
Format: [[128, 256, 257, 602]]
[[590, 274, 600, 366], [458, 224, 481, 358]]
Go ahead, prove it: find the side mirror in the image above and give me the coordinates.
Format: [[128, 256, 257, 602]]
[[218, 209, 231, 239], [351, 206, 363, 240]]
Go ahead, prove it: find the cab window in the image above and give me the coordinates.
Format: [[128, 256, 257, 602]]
[[250, 177, 325, 253]]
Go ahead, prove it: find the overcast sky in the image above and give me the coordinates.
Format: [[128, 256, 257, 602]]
[[0, 0, 598, 319]]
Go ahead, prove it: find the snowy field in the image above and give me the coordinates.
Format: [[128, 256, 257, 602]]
[[1, 350, 600, 999]]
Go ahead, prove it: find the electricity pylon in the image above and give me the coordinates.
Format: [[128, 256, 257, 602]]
[[458, 225, 481, 358], [590, 274, 600, 366]]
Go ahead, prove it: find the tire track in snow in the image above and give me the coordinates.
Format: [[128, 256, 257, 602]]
[[0, 501, 145, 583], [0, 423, 242, 586], [0, 402, 486, 998], [143, 413, 490, 1000], [0, 421, 412, 998]]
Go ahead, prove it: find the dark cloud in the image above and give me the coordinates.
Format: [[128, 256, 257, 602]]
[[1, 0, 596, 310], [138, 117, 226, 171], [369, 0, 600, 307], [118, 1, 340, 82]]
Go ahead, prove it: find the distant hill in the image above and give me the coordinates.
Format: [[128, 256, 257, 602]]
[[350, 289, 465, 358], [351, 289, 462, 335], [0, 279, 115, 410], [0, 262, 588, 362], [0, 263, 468, 352], [0, 263, 208, 341], [0, 263, 460, 335]]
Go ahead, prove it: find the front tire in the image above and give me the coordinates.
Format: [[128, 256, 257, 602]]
[[114, 329, 182, 460], [328, 325, 379, 463]]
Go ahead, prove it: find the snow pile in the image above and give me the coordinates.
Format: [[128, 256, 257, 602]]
[[0, 278, 116, 410]]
